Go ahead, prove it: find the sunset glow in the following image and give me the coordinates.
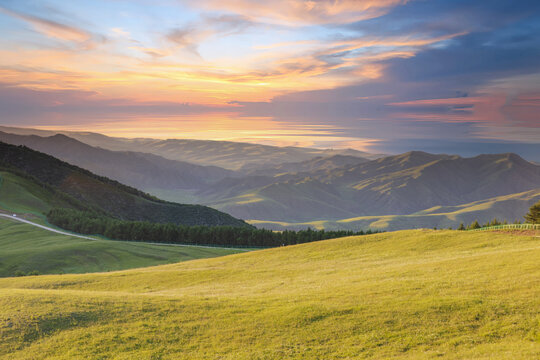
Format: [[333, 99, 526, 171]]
[[1, 0, 539, 159]]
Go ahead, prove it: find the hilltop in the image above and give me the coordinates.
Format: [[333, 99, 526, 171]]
[[0, 229, 538, 358]]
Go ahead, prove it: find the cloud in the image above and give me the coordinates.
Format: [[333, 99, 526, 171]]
[[0, 6, 95, 46], [0, 82, 236, 123], [186, 0, 408, 25], [1, 0, 539, 161], [227, 0, 540, 157], [111, 27, 130, 38], [0, 83, 232, 114], [165, 14, 255, 57]]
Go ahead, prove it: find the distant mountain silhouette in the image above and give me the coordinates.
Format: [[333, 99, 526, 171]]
[[0, 131, 234, 192], [0, 126, 382, 170]]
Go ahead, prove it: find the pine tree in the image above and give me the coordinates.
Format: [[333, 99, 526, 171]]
[[525, 201, 540, 224], [458, 223, 465, 230]]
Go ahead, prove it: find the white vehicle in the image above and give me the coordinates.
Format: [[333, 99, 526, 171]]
[[12, 214, 16, 217]]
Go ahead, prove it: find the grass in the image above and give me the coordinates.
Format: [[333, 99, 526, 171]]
[[0, 171, 57, 217], [0, 218, 243, 277], [0, 229, 538, 359]]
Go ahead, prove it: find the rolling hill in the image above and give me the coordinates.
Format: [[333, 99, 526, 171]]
[[0, 142, 250, 227], [0, 217, 243, 277], [239, 154, 369, 176], [249, 188, 540, 231], [0, 229, 538, 358]]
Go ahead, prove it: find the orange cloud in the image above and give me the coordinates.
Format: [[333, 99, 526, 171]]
[[0, 4, 467, 110]]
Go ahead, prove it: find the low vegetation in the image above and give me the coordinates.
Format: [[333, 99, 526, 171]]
[[0, 230, 538, 359], [47, 208, 378, 247], [0, 218, 242, 277]]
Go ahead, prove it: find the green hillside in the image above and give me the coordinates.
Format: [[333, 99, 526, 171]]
[[0, 217, 242, 277], [0, 229, 538, 359], [0, 171, 76, 217], [0, 142, 251, 228], [249, 188, 540, 231]]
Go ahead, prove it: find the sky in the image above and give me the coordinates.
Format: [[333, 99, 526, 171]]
[[0, 0, 539, 160]]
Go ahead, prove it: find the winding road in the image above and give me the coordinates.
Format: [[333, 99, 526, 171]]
[[0, 213, 97, 240]]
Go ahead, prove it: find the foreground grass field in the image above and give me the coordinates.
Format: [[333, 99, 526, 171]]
[[0, 218, 242, 277], [0, 229, 538, 359]]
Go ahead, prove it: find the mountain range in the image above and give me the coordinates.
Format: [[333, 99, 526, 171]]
[[1, 126, 538, 230], [202, 151, 540, 222], [0, 125, 381, 170], [0, 131, 234, 194]]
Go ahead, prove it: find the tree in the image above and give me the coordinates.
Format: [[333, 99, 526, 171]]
[[524, 201, 540, 224], [458, 223, 465, 231], [469, 220, 481, 229]]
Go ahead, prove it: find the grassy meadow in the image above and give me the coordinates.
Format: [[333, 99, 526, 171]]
[[0, 218, 243, 277], [0, 229, 538, 359], [0, 171, 57, 217]]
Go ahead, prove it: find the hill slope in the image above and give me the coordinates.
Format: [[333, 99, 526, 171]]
[[239, 154, 369, 176], [0, 217, 242, 277], [0, 142, 250, 227], [204, 151, 540, 222], [0, 230, 538, 359], [0, 131, 234, 194], [249, 188, 540, 231]]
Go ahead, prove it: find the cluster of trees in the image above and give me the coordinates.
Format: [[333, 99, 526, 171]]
[[456, 218, 518, 230], [47, 208, 379, 248], [455, 199, 540, 229]]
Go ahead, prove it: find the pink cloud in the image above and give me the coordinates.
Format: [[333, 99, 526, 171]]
[[185, 0, 408, 25], [0, 7, 92, 44]]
